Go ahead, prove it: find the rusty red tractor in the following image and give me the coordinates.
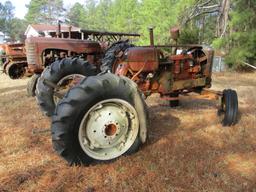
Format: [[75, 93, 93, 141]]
[[25, 29, 140, 96], [34, 27, 238, 165], [0, 43, 27, 79]]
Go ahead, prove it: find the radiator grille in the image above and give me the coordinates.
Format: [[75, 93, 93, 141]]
[[26, 43, 36, 65]]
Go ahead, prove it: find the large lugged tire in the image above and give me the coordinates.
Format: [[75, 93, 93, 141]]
[[100, 40, 134, 72], [27, 74, 40, 97], [6, 62, 26, 79], [36, 58, 97, 116], [51, 73, 148, 165], [219, 89, 238, 126]]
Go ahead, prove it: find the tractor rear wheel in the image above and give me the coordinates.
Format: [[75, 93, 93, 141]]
[[6, 62, 26, 79], [27, 74, 40, 97], [219, 89, 238, 126], [36, 58, 97, 116], [100, 40, 134, 72], [51, 73, 148, 165]]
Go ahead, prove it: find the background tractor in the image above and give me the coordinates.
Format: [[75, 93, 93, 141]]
[[0, 43, 28, 79], [25, 28, 140, 97], [35, 27, 238, 165]]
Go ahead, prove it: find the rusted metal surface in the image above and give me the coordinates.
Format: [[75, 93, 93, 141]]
[[148, 27, 155, 46], [25, 29, 140, 75], [80, 29, 140, 37], [57, 21, 61, 38], [141, 44, 203, 49], [1, 43, 26, 57], [115, 63, 129, 76], [202, 46, 214, 77], [25, 37, 102, 73], [171, 54, 195, 80], [112, 39, 214, 96], [111, 43, 214, 99], [27, 26, 216, 102], [0, 43, 28, 79], [158, 71, 173, 94], [170, 27, 180, 41], [109, 27, 215, 100], [179, 89, 222, 101], [171, 78, 206, 91], [80, 29, 140, 43], [126, 47, 159, 72]]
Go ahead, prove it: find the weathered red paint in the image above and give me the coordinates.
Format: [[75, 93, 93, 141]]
[[25, 37, 102, 73], [115, 63, 129, 76], [0, 43, 27, 78], [113, 43, 214, 99], [125, 47, 159, 72], [25, 28, 141, 75]]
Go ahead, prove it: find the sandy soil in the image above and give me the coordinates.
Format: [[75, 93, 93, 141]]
[[0, 72, 255, 192]]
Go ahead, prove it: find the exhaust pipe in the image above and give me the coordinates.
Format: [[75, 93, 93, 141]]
[[57, 20, 61, 38], [68, 25, 72, 39], [148, 26, 155, 47], [170, 27, 180, 42]]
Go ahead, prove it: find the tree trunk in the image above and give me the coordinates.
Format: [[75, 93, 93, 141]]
[[216, 0, 231, 37]]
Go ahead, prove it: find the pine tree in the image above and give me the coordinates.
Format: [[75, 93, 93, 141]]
[[0, 1, 15, 34], [25, 0, 65, 24], [213, 0, 256, 68], [108, 0, 140, 32], [67, 3, 86, 27]]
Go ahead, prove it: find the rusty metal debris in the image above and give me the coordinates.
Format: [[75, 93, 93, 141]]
[[0, 43, 27, 79]]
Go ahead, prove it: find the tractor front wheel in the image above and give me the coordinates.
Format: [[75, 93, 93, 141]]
[[36, 58, 97, 116], [218, 89, 238, 126], [6, 62, 26, 79]]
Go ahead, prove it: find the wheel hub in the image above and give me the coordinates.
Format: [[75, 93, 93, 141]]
[[105, 123, 117, 136], [85, 104, 129, 148], [78, 99, 139, 160]]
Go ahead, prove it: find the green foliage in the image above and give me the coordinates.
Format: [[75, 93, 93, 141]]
[[212, 38, 225, 49], [215, 0, 256, 68], [108, 0, 140, 32], [137, 0, 197, 45], [65, 0, 198, 45], [202, 14, 218, 44], [91, 0, 112, 30], [225, 47, 248, 68], [0, 1, 15, 34], [138, 0, 175, 44], [66, 3, 86, 27], [0, 1, 27, 42], [9, 18, 28, 41], [179, 27, 199, 44], [177, 1, 218, 45], [25, 0, 65, 24]]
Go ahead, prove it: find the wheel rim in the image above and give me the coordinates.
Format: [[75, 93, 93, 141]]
[[78, 99, 139, 160], [8, 64, 25, 79], [53, 74, 85, 104]]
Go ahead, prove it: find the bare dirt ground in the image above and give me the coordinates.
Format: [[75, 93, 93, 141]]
[[0, 72, 255, 192]]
